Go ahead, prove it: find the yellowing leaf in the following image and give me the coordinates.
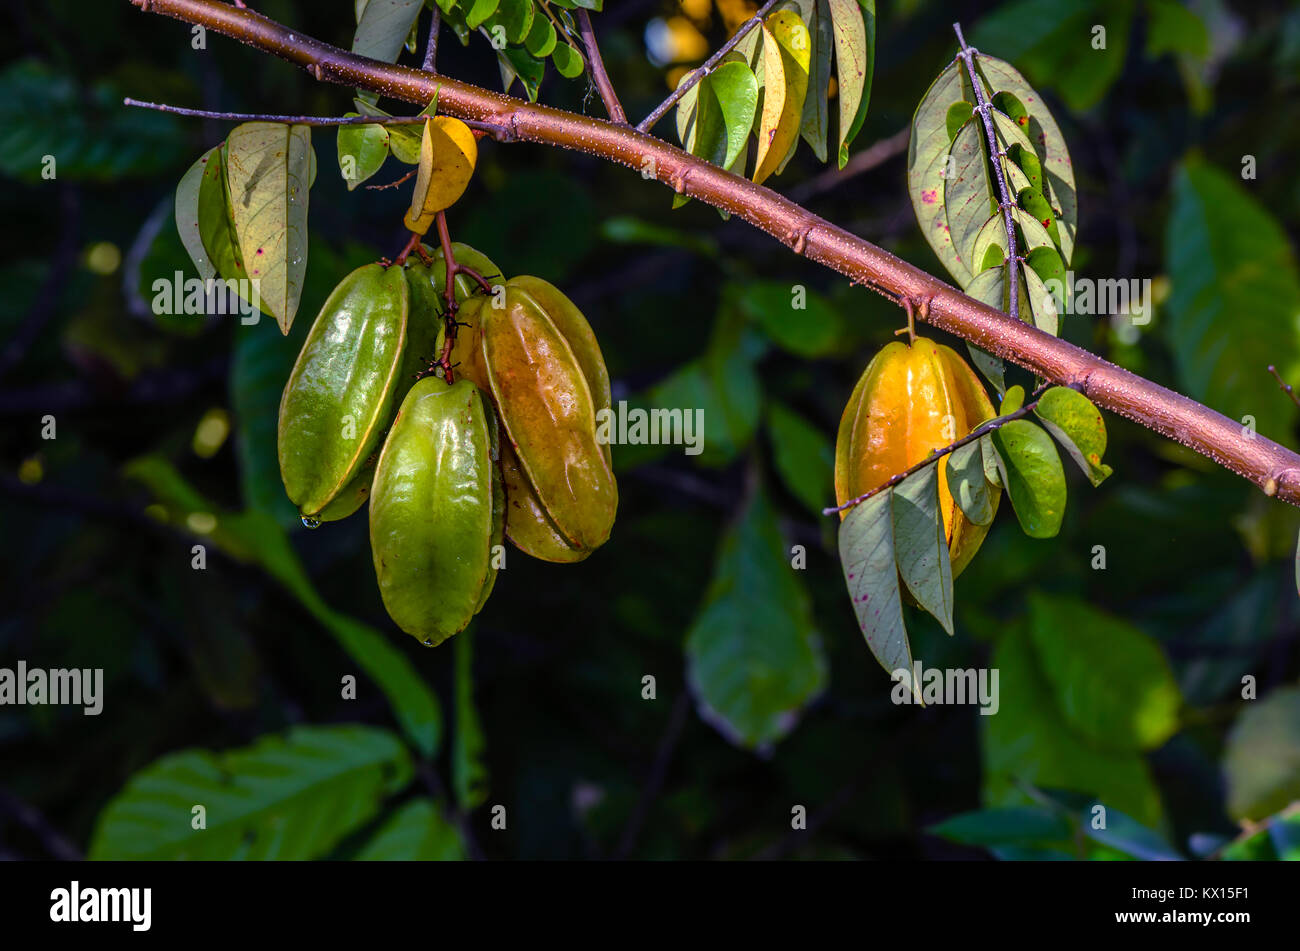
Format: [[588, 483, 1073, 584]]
[[753, 12, 810, 185], [224, 122, 312, 335], [404, 117, 478, 235]]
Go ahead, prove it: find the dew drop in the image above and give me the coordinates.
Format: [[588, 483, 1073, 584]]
[[301, 515, 321, 529]]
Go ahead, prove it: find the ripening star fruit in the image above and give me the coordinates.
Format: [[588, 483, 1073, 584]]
[[835, 335, 1000, 578], [277, 261, 443, 522], [369, 376, 503, 646], [458, 277, 617, 560]]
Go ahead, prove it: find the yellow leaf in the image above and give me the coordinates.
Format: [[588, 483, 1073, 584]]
[[753, 11, 810, 185], [403, 117, 478, 235]]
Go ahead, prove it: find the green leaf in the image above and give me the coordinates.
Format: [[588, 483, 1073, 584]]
[[827, 0, 870, 167], [1027, 594, 1182, 751], [1145, 0, 1210, 58], [686, 490, 828, 751], [337, 115, 389, 191], [983, 625, 1165, 829], [973, 55, 1079, 263], [708, 61, 760, 171], [524, 14, 558, 57], [928, 807, 1072, 848], [1083, 808, 1183, 861], [122, 457, 443, 757], [352, 99, 424, 163], [464, 0, 501, 31], [352, 0, 425, 63], [452, 628, 489, 812], [735, 281, 846, 357], [836, 0, 876, 168], [498, 44, 546, 101], [88, 725, 412, 860], [839, 488, 916, 698], [174, 148, 218, 282], [945, 436, 996, 526], [892, 467, 954, 635], [1165, 157, 1300, 441], [356, 799, 466, 860], [907, 61, 972, 285], [488, 0, 534, 45], [1222, 686, 1300, 821], [0, 59, 184, 182], [766, 401, 835, 517], [551, 41, 585, 79], [1034, 386, 1113, 486], [989, 419, 1066, 538], [798, 0, 833, 163], [224, 122, 312, 334]]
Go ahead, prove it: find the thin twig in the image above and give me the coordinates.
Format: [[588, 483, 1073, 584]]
[[121, 98, 512, 139], [615, 691, 691, 859], [953, 23, 1020, 324], [1268, 365, 1300, 409], [575, 9, 627, 125], [789, 127, 910, 203], [636, 0, 781, 133], [824, 383, 1051, 516], [422, 6, 440, 72], [365, 168, 416, 191]]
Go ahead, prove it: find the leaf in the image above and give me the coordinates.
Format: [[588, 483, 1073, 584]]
[[498, 44, 546, 101], [174, 148, 218, 282], [550, 41, 585, 79], [356, 799, 466, 860], [524, 14, 558, 57], [839, 488, 915, 698], [983, 625, 1165, 829], [943, 121, 994, 284], [798, 0, 833, 162], [907, 61, 971, 285], [337, 115, 389, 191], [686, 490, 828, 751], [892, 467, 954, 635], [353, 99, 424, 163], [464, 0, 501, 30], [353, 0, 425, 63], [836, 0, 875, 168], [989, 419, 1066, 538], [928, 807, 1072, 848], [1165, 157, 1300, 441], [1083, 808, 1184, 861], [452, 628, 489, 812], [766, 400, 835, 517], [972, 55, 1079, 263], [123, 457, 443, 757], [1222, 686, 1300, 821], [945, 436, 996, 525], [753, 13, 810, 184], [827, 0, 870, 167], [1034, 386, 1113, 485], [88, 726, 412, 859], [708, 61, 760, 170], [404, 117, 478, 234], [735, 280, 846, 357], [1027, 594, 1182, 752], [224, 122, 312, 334], [488, 0, 535, 45]]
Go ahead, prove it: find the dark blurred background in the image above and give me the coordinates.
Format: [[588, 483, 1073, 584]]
[[2, 0, 1298, 860]]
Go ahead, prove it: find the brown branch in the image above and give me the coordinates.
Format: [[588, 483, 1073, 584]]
[[125, 0, 1300, 507], [636, 0, 781, 133], [575, 9, 627, 125], [1268, 365, 1300, 410]]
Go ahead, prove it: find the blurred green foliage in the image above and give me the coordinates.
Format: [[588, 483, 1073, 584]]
[[1, 0, 1299, 861]]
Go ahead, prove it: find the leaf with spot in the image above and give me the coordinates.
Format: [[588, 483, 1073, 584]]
[[753, 13, 810, 185], [224, 122, 312, 335], [1034, 386, 1113, 486], [830, 0, 874, 169]]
